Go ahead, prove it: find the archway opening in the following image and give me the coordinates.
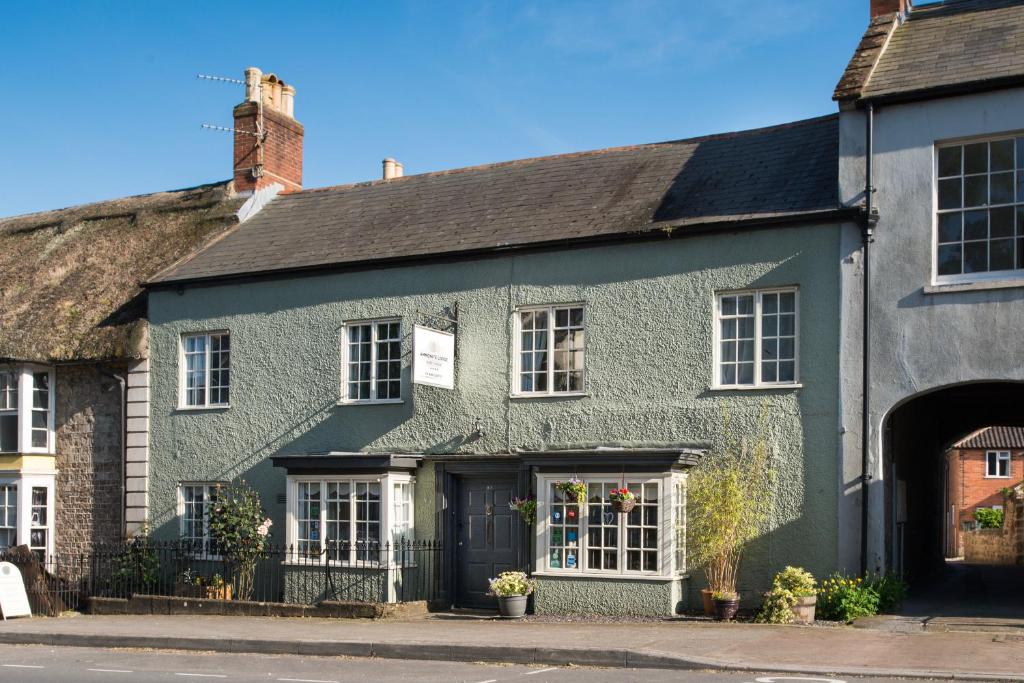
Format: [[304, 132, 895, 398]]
[[884, 381, 1024, 617]]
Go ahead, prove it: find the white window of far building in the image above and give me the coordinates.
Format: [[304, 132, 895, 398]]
[[0, 366, 55, 454], [535, 473, 685, 577], [180, 332, 230, 408], [986, 450, 1011, 478], [342, 319, 402, 403], [0, 475, 54, 559], [714, 289, 798, 388], [287, 474, 414, 565], [936, 135, 1024, 281], [0, 484, 16, 551], [178, 483, 221, 552], [514, 304, 585, 396]]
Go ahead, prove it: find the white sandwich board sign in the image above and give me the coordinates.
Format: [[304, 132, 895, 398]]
[[413, 325, 455, 390], [0, 562, 32, 619]]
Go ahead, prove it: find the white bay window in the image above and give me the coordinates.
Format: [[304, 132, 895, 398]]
[[0, 476, 54, 559], [288, 474, 413, 564], [535, 473, 686, 577], [0, 366, 55, 454]]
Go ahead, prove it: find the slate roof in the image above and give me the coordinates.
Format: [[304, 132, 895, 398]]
[[835, 0, 1024, 102], [152, 115, 842, 285], [0, 182, 244, 362], [953, 426, 1024, 449]]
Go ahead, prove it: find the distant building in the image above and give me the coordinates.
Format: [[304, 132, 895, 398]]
[[945, 427, 1024, 558]]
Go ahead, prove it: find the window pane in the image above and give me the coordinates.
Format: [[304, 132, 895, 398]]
[[991, 239, 1015, 271], [938, 178, 962, 210], [964, 175, 987, 207], [964, 210, 988, 241], [964, 241, 988, 273], [991, 172, 1014, 205], [737, 362, 754, 385], [964, 142, 987, 174], [779, 361, 796, 383], [991, 139, 1014, 172], [938, 146, 962, 177], [0, 415, 16, 452], [938, 213, 962, 243], [991, 206, 1015, 238]]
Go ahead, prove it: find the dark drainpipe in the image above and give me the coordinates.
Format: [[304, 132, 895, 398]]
[[861, 102, 878, 576]]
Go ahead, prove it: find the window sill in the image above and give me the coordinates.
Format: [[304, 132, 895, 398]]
[[336, 399, 405, 406], [509, 392, 589, 400], [983, 475, 1011, 479], [707, 384, 802, 392], [925, 278, 1024, 294], [531, 570, 680, 582], [282, 560, 414, 569], [175, 405, 231, 413]]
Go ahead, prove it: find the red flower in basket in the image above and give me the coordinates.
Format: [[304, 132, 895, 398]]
[[608, 488, 636, 513]]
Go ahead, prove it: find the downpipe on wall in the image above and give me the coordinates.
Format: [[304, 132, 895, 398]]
[[861, 102, 879, 576]]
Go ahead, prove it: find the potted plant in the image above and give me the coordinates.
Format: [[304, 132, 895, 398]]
[[488, 571, 536, 618], [712, 590, 740, 621], [207, 480, 273, 601], [510, 495, 537, 525], [554, 478, 587, 506], [608, 488, 636, 513], [687, 414, 775, 618], [756, 566, 817, 624]]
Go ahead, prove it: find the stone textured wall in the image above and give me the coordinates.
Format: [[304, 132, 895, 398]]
[[964, 485, 1024, 565], [55, 364, 125, 555], [533, 575, 682, 616]]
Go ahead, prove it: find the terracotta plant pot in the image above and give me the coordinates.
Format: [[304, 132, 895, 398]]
[[713, 597, 740, 621], [497, 595, 528, 618], [791, 595, 816, 624], [701, 589, 715, 616], [611, 499, 636, 514]]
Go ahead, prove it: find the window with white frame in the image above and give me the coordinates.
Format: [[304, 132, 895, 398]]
[[179, 483, 220, 552], [289, 475, 413, 564], [515, 305, 585, 395], [0, 367, 55, 454], [29, 487, 48, 558], [986, 450, 1011, 478], [936, 136, 1024, 279], [0, 484, 16, 550], [715, 289, 798, 388], [181, 332, 230, 408], [537, 473, 685, 577], [343, 320, 402, 402]]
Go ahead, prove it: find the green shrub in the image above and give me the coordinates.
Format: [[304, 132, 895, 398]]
[[816, 574, 879, 622], [865, 572, 907, 613], [975, 507, 1004, 529], [756, 566, 817, 624]]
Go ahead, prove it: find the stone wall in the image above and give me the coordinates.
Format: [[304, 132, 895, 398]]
[[964, 485, 1024, 565], [55, 364, 125, 555]]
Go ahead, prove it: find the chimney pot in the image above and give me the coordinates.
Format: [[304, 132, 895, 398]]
[[383, 158, 400, 180], [233, 67, 303, 195]]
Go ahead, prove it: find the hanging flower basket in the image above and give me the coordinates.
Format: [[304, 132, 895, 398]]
[[554, 478, 587, 506], [609, 488, 636, 513], [510, 495, 537, 525]]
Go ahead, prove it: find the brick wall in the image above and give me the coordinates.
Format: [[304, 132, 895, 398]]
[[54, 364, 126, 555], [964, 484, 1024, 565], [232, 102, 303, 194], [946, 447, 1022, 556]]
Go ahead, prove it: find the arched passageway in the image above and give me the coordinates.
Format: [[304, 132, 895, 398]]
[[883, 381, 1024, 617]]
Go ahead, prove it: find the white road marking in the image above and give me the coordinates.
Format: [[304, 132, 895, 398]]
[[174, 675, 227, 679], [754, 677, 847, 683], [473, 680, 497, 683], [524, 669, 557, 676], [87, 669, 134, 674], [2, 664, 44, 669], [278, 679, 340, 683]]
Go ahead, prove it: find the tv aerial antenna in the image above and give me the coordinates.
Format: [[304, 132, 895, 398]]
[[197, 72, 267, 178]]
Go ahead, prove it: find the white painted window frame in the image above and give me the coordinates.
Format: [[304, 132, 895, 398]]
[[339, 318, 403, 405], [932, 131, 1024, 285], [178, 331, 231, 409], [985, 450, 1011, 478], [0, 365, 55, 455], [712, 288, 800, 390], [533, 472, 682, 579], [0, 474, 55, 558], [176, 482, 224, 558], [512, 303, 587, 397], [285, 473, 414, 566]]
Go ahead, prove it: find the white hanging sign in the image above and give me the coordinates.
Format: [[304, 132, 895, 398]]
[[0, 562, 32, 620], [413, 325, 455, 390]]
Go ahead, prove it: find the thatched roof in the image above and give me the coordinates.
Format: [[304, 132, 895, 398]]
[[0, 182, 244, 363]]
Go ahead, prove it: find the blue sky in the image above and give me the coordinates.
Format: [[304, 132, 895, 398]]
[[1, 1, 873, 217]]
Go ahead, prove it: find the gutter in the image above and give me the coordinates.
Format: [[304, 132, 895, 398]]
[[860, 102, 879, 576], [142, 207, 860, 291], [852, 74, 1024, 109]]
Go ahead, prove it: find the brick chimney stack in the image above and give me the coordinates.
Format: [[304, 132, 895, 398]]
[[871, 0, 908, 18], [233, 67, 303, 195]]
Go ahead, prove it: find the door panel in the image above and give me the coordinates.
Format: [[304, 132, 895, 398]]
[[456, 476, 519, 608]]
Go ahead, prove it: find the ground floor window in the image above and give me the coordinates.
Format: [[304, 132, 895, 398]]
[[535, 472, 686, 577], [177, 482, 224, 555], [287, 474, 414, 564], [0, 475, 54, 558]]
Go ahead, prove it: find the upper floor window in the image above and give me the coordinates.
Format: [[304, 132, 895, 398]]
[[514, 305, 585, 396], [342, 319, 402, 403], [936, 136, 1024, 280], [180, 332, 230, 408], [0, 367, 54, 454], [986, 450, 1010, 478], [714, 289, 798, 389]]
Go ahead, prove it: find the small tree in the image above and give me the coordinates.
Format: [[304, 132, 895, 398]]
[[208, 481, 272, 601], [688, 412, 776, 597], [975, 507, 1004, 529]]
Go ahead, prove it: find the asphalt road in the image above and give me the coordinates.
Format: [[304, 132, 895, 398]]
[[0, 644, 942, 683]]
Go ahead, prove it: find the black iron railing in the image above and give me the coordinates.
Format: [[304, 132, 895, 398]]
[[0, 539, 441, 616]]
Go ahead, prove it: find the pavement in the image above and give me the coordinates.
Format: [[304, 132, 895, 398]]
[[1, 613, 1023, 681]]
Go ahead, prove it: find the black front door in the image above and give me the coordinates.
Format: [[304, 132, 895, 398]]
[[455, 476, 518, 608]]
